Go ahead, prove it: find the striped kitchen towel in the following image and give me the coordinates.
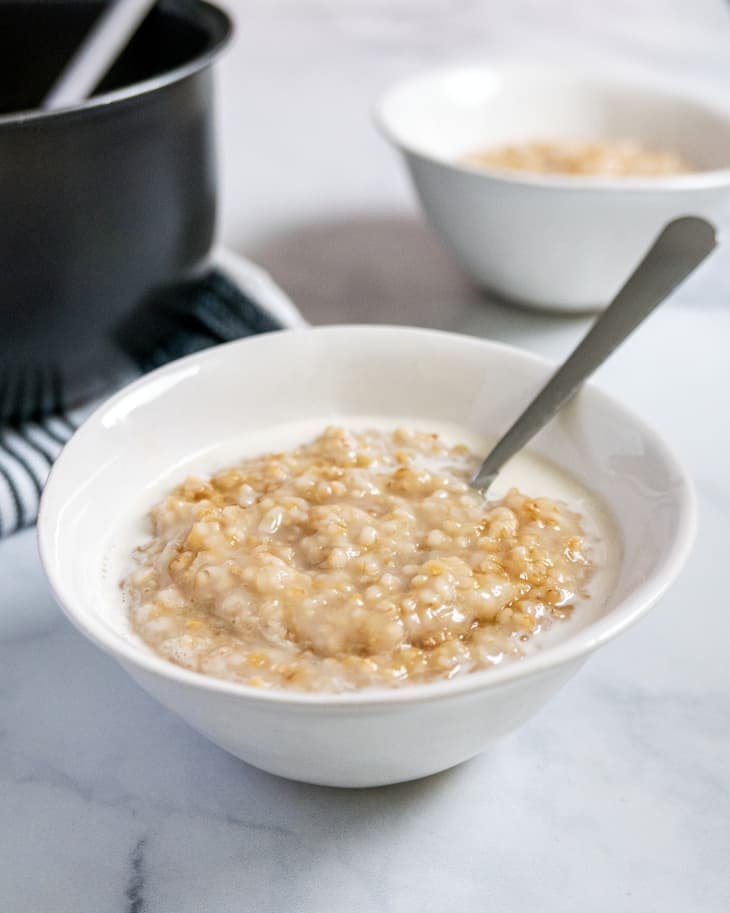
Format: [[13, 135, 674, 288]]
[[0, 266, 299, 539]]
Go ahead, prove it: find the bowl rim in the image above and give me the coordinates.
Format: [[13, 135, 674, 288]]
[[38, 325, 697, 707], [374, 60, 730, 192], [0, 0, 232, 128]]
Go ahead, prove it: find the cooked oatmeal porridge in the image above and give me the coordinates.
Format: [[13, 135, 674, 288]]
[[464, 138, 692, 177], [123, 427, 595, 692]]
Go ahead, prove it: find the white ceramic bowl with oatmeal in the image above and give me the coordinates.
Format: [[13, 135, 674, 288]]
[[39, 326, 695, 786], [376, 62, 730, 311]]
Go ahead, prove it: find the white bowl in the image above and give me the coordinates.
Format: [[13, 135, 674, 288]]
[[376, 63, 730, 312], [39, 326, 695, 787]]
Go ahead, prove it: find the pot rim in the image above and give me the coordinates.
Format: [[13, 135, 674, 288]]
[[0, 0, 232, 127]]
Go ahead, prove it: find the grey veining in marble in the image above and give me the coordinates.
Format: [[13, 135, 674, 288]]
[[2, 1, 729, 911]]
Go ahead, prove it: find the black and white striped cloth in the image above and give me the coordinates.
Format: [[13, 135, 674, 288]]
[[0, 411, 83, 538], [0, 268, 291, 539]]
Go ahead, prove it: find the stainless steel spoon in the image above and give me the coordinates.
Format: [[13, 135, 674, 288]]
[[472, 216, 717, 494], [43, 0, 157, 110]]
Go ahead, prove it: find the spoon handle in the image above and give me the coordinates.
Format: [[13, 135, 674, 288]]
[[472, 216, 717, 492], [43, 0, 157, 111]]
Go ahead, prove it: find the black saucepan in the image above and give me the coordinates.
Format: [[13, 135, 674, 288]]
[[0, 0, 232, 404]]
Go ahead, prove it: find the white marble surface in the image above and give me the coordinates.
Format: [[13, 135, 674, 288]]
[[2, 1, 730, 910]]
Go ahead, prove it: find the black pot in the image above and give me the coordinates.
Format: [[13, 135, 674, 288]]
[[0, 0, 232, 403]]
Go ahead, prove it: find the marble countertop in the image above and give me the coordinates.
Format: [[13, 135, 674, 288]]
[[2, 1, 729, 910]]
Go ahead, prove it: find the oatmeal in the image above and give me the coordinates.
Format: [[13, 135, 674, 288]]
[[123, 427, 594, 692], [464, 138, 692, 177]]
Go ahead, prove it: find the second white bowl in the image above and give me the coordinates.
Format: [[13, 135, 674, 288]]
[[376, 63, 730, 311]]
